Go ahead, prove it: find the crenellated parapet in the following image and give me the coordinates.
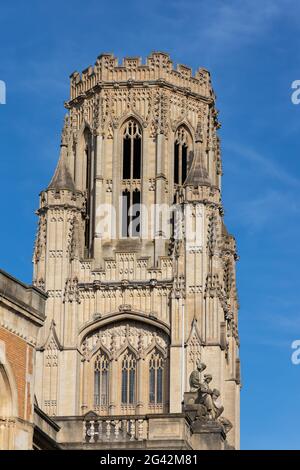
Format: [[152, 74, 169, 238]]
[[37, 188, 85, 214], [68, 52, 214, 102], [64, 52, 220, 147]]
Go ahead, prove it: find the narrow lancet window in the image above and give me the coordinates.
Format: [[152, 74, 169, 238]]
[[121, 351, 136, 404], [122, 120, 141, 179], [149, 350, 164, 404], [94, 352, 109, 407], [122, 119, 142, 237], [174, 127, 191, 186]]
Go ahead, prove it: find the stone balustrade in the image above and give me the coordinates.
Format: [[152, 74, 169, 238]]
[[53, 413, 193, 449], [83, 416, 147, 443]]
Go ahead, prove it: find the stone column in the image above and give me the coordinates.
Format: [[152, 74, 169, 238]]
[[169, 295, 184, 413], [154, 132, 166, 264], [93, 133, 104, 264], [109, 359, 118, 415], [112, 127, 121, 240], [81, 358, 88, 414], [136, 358, 144, 414], [89, 133, 96, 256], [140, 127, 150, 245]]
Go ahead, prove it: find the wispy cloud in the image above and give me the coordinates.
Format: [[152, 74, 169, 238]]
[[127, 0, 289, 65], [161, 0, 289, 63], [224, 142, 300, 187], [227, 187, 300, 233], [201, 0, 282, 46]]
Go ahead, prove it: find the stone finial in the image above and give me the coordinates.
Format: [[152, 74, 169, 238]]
[[195, 121, 203, 143], [47, 117, 75, 192], [61, 114, 69, 147]]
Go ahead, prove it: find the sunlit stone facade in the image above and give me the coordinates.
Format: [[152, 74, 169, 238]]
[[33, 52, 240, 449]]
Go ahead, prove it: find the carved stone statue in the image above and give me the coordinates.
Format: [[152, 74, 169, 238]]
[[211, 388, 224, 419], [219, 416, 233, 434], [186, 364, 233, 439], [198, 373, 214, 418], [189, 361, 207, 392]]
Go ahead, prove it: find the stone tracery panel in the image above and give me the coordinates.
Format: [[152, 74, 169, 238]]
[[82, 320, 169, 360]]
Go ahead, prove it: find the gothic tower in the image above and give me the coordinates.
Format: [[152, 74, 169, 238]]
[[33, 52, 240, 449]]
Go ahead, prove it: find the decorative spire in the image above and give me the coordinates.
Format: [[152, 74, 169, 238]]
[[47, 115, 75, 192], [184, 121, 211, 187]]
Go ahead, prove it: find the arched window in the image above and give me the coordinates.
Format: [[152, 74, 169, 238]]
[[121, 351, 136, 404], [122, 120, 142, 179], [94, 351, 109, 407], [174, 127, 192, 186], [122, 120, 142, 238], [0, 365, 14, 418], [149, 350, 164, 404]]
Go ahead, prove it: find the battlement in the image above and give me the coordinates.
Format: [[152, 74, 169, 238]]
[[69, 52, 213, 100]]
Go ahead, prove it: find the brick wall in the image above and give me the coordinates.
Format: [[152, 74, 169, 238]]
[[0, 327, 33, 420]]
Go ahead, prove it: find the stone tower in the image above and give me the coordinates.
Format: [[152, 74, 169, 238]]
[[33, 52, 240, 449]]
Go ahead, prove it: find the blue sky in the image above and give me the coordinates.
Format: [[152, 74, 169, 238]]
[[1, 0, 300, 449]]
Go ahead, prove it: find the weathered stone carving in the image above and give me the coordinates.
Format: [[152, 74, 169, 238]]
[[82, 320, 169, 360], [198, 373, 215, 419], [184, 362, 232, 435], [189, 360, 206, 392], [63, 277, 81, 303], [211, 388, 224, 419]]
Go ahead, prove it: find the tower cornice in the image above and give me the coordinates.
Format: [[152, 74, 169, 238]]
[[65, 79, 215, 110]]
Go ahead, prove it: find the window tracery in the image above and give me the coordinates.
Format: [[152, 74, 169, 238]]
[[122, 120, 142, 237]]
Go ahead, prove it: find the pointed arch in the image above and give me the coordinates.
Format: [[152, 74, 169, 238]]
[[115, 340, 139, 361], [79, 317, 170, 414], [174, 124, 193, 186], [148, 347, 165, 405], [121, 118, 142, 180], [93, 348, 110, 407], [120, 348, 137, 405], [77, 119, 92, 138], [0, 357, 18, 417], [121, 117, 142, 238], [89, 342, 112, 362], [173, 118, 195, 138], [186, 318, 203, 345], [41, 320, 62, 352], [118, 111, 145, 132], [143, 337, 168, 359], [78, 310, 170, 345], [76, 121, 93, 191], [186, 318, 203, 370]]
